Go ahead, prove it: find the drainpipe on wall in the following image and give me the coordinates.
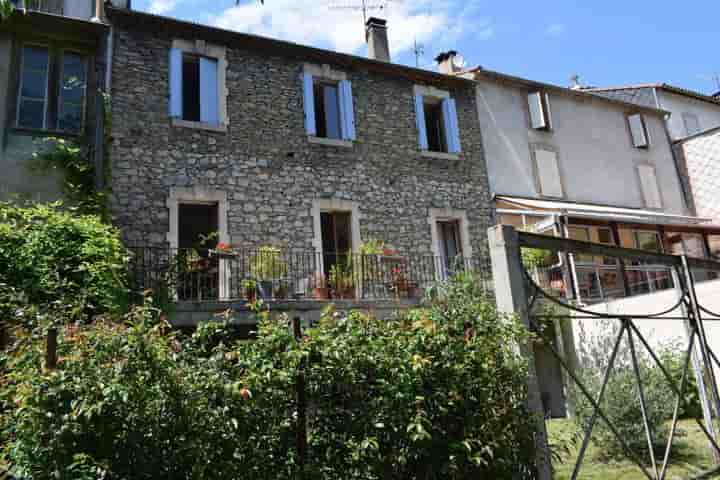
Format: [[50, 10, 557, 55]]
[[93, 19, 114, 191]]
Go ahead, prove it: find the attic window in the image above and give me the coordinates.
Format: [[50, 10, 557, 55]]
[[528, 91, 551, 130], [628, 113, 649, 148]]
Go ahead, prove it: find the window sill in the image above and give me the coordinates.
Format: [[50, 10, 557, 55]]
[[11, 127, 81, 139], [171, 118, 227, 133], [421, 150, 460, 161], [307, 136, 353, 148]]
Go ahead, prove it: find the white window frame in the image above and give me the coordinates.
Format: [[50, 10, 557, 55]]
[[532, 146, 565, 198], [628, 113, 650, 148], [428, 208, 472, 279], [528, 91, 552, 130], [16, 43, 50, 130], [57, 48, 88, 133], [170, 39, 228, 132]]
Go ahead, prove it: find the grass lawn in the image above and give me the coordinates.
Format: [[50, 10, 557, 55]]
[[547, 418, 720, 479]]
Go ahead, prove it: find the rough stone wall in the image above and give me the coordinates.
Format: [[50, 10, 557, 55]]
[[109, 25, 493, 259]]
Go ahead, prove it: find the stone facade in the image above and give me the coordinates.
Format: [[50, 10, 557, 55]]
[[108, 13, 493, 259]]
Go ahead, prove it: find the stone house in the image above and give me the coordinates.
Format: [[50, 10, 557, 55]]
[[104, 6, 493, 309]]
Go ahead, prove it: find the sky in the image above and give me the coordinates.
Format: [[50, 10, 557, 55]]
[[132, 0, 720, 95]]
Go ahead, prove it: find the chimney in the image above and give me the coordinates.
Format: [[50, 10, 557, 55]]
[[569, 74, 582, 90], [366, 17, 390, 62], [435, 51, 461, 75]]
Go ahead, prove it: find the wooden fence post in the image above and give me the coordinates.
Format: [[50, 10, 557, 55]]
[[46, 327, 58, 371], [293, 316, 308, 474], [488, 225, 553, 480]]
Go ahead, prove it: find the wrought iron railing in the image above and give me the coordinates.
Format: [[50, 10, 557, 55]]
[[127, 247, 490, 303]]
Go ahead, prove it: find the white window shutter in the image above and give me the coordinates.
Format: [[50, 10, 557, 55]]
[[528, 92, 546, 129], [199, 57, 219, 125], [169, 48, 182, 118], [638, 164, 662, 208], [414, 94, 428, 150], [628, 114, 648, 148], [535, 149, 563, 197], [443, 98, 461, 153], [339, 80, 356, 140], [302, 72, 316, 136]]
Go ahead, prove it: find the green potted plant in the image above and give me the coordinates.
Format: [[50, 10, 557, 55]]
[[241, 279, 257, 302], [329, 261, 355, 299], [249, 246, 288, 300]]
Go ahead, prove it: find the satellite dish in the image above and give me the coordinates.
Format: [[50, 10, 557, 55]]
[[452, 54, 466, 70]]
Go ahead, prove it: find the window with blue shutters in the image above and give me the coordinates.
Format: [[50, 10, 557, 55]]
[[302, 70, 356, 142], [169, 41, 226, 129], [414, 86, 462, 154]]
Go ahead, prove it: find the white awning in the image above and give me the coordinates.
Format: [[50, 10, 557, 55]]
[[496, 195, 714, 227]]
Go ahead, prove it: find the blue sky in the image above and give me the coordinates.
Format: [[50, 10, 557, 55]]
[[133, 0, 720, 95]]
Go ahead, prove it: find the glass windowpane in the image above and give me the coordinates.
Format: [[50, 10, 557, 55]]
[[18, 99, 44, 129]]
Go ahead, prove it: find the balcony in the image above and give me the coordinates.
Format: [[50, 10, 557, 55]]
[[127, 246, 489, 308]]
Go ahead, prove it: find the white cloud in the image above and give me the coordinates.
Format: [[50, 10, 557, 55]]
[[211, 0, 481, 58], [544, 23, 566, 38], [148, 0, 178, 14]]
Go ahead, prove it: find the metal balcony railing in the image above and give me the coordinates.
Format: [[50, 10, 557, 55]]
[[127, 247, 490, 303]]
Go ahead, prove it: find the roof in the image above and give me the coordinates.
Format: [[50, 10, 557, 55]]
[[586, 83, 720, 107], [674, 125, 720, 145], [495, 195, 715, 228], [461, 67, 668, 116], [0, 8, 108, 43], [105, 6, 473, 89]]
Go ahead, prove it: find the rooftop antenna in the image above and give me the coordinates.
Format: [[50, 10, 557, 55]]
[[713, 73, 720, 92], [413, 39, 424, 68]]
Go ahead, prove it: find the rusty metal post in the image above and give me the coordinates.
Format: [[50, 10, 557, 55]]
[[46, 327, 58, 371], [292, 316, 308, 474]]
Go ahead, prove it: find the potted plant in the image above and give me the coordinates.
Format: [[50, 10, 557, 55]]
[[249, 246, 288, 300], [390, 265, 410, 297], [312, 272, 330, 300], [329, 262, 355, 299], [241, 279, 257, 302]]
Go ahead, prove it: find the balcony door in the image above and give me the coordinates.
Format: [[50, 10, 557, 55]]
[[320, 211, 352, 276], [437, 220, 463, 275], [177, 202, 219, 300]]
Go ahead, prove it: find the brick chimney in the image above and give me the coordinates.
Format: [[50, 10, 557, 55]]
[[366, 17, 390, 63], [435, 51, 461, 75]]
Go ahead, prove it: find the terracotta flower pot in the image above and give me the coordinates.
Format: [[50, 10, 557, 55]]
[[313, 287, 330, 300]]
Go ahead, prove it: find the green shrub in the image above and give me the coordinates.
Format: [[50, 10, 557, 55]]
[[573, 321, 675, 460], [2, 275, 538, 479], [0, 202, 128, 320]]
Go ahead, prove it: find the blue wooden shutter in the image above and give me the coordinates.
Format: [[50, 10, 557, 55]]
[[169, 48, 182, 118], [442, 98, 461, 153], [200, 57, 219, 125], [339, 80, 356, 140], [303, 72, 316, 136], [414, 94, 428, 150]]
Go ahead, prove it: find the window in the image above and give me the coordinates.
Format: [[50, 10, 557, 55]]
[[637, 164, 662, 208], [528, 91, 552, 130], [634, 231, 662, 252], [320, 211, 352, 277], [314, 81, 342, 139], [424, 99, 446, 152], [303, 72, 355, 141], [683, 113, 701, 136], [414, 89, 461, 154], [169, 47, 221, 126], [17, 46, 87, 133], [567, 226, 593, 264], [534, 148, 563, 198], [628, 113, 649, 148], [438, 220, 463, 273]]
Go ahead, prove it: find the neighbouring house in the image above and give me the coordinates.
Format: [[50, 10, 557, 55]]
[[675, 127, 720, 228], [0, 0, 108, 202], [587, 83, 720, 142], [104, 7, 493, 323], [437, 52, 720, 418]]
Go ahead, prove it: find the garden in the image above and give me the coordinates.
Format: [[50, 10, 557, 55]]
[[0, 202, 541, 479]]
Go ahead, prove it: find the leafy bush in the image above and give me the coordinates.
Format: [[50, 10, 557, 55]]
[[573, 320, 675, 460], [1, 275, 539, 479], [0, 202, 128, 320]]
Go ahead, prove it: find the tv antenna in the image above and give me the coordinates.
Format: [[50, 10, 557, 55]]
[[413, 39, 424, 67]]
